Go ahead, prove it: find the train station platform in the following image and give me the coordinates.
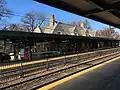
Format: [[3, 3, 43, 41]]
[[38, 56, 120, 90]]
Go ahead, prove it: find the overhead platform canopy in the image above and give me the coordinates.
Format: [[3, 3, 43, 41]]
[[0, 31, 118, 41], [35, 0, 120, 28]]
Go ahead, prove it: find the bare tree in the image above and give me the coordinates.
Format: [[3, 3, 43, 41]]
[[71, 20, 91, 29], [4, 23, 31, 32], [0, 0, 11, 20], [71, 21, 82, 26], [96, 27, 120, 39], [21, 11, 46, 32], [0, 0, 11, 29], [4, 24, 18, 31]]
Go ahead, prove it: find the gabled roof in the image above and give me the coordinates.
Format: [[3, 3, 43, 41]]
[[34, 26, 42, 33], [53, 22, 75, 35], [75, 26, 86, 36], [43, 22, 58, 33], [45, 21, 96, 36]]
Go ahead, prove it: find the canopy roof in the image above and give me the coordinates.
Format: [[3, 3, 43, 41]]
[[35, 0, 120, 28], [0, 31, 118, 41]]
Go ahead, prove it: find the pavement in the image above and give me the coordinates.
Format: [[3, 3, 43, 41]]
[[45, 56, 120, 90]]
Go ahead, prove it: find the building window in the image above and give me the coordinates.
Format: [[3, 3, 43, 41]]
[[74, 32, 78, 36], [58, 31, 61, 34]]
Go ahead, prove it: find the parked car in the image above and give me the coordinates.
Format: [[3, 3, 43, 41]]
[[0, 52, 11, 62]]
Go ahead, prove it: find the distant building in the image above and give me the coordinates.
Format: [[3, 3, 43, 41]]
[[33, 26, 42, 33], [43, 15, 96, 37], [34, 15, 96, 52], [32, 15, 97, 52]]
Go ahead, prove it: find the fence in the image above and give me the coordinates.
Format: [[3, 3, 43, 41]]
[[0, 47, 120, 89]]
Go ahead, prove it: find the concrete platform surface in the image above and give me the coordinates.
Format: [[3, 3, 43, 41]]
[[50, 57, 120, 90]]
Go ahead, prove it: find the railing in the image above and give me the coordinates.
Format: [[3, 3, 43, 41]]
[[0, 47, 120, 89]]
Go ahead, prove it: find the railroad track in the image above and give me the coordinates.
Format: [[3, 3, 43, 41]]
[[1, 49, 120, 90], [0, 48, 118, 83], [0, 48, 118, 70]]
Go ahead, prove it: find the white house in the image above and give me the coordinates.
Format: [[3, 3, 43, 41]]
[[33, 26, 42, 33]]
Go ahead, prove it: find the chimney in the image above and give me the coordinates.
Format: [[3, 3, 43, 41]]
[[49, 15, 55, 26], [80, 22, 84, 27]]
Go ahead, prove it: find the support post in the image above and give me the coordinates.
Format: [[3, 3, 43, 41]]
[[29, 45, 32, 61]]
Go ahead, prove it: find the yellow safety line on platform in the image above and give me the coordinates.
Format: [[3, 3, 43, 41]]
[[0, 48, 117, 70], [37, 55, 120, 90], [0, 51, 94, 70]]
